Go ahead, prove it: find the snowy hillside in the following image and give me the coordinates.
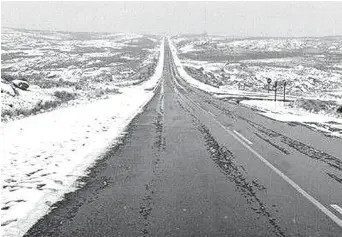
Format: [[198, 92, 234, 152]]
[[1, 28, 161, 121], [172, 35, 342, 98]]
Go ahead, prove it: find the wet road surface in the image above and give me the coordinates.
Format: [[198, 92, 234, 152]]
[[24, 39, 342, 237]]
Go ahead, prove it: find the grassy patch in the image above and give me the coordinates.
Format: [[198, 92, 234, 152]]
[[290, 98, 341, 115], [53, 90, 76, 102], [92, 87, 120, 98], [1, 99, 61, 122]]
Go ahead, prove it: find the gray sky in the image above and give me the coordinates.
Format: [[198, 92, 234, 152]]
[[2, 1, 342, 37]]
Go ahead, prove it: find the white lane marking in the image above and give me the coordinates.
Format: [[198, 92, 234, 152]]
[[207, 111, 216, 118], [233, 130, 253, 145], [176, 88, 342, 228], [160, 83, 165, 113], [331, 204, 342, 215], [157, 81, 165, 115]]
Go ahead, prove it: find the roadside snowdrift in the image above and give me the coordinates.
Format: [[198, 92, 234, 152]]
[[241, 99, 342, 138], [1, 39, 164, 237], [168, 38, 222, 94]]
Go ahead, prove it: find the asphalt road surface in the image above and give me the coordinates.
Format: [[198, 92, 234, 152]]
[[25, 39, 342, 237]]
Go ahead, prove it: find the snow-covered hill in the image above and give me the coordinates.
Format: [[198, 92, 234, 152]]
[[1, 28, 162, 121]]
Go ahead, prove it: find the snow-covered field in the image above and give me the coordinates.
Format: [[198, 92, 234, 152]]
[[172, 35, 342, 97], [1, 37, 164, 237], [170, 36, 342, 138], [1, 28, 161, 121]]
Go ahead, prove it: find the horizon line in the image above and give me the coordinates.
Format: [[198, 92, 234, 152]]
[[2, 26, 342, 39]]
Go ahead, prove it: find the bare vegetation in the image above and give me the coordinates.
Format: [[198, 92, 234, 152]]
[[289, 98, 342, 117]]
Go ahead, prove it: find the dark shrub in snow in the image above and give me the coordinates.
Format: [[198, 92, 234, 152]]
[[12, 80, 29, 90], [291, 98, 340, 115], [53, 90, 76, 102], [337, 105, 342, 114]]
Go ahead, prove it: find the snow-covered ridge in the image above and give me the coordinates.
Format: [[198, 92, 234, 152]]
[[1, 28, 156, 78], [175, 35, 342, 53], [1, 38, 164, 237]]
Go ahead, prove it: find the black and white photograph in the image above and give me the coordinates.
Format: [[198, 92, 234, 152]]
[[1, 1, 342, 236]]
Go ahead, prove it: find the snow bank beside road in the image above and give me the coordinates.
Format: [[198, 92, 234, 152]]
[[1, 38, 164, 237], [168, 38, 222, 94], [143, 38, 164, 91], [241, 99, 342, 138]]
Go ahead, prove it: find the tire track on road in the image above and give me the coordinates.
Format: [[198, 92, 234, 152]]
[[176, 93, 286, 237], [245, 119, 342, 172], [139, 84, 165, 237], [254, 133, 290, 155], [187, 87, 342, 176]]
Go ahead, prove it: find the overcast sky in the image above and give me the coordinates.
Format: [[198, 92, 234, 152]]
[[2, 1, 342, 37]]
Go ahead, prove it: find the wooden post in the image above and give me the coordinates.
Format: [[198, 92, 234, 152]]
[[274, 81, 277, 102], [283, 81, 286, 102]]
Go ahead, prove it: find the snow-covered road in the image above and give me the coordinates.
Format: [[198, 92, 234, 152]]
[[1, 39, 164, 237]]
